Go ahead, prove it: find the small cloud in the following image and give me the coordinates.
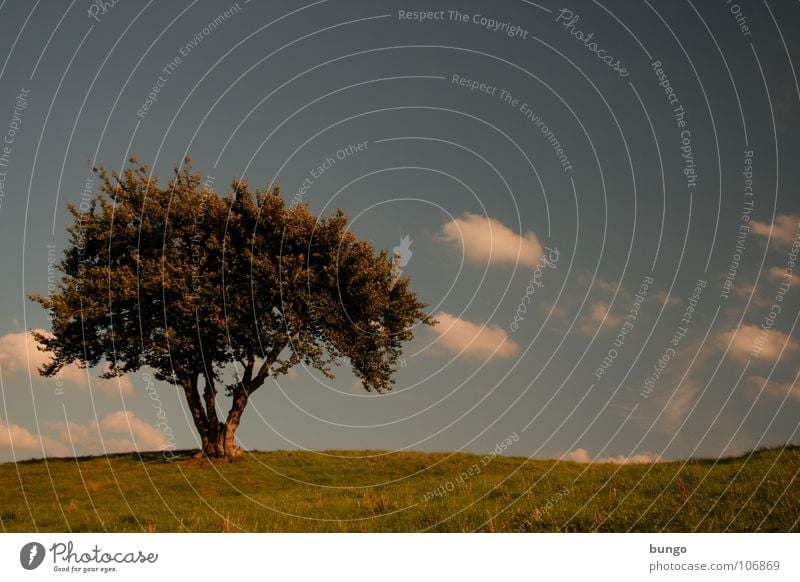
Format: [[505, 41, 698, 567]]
[[439, 212, 543, 268], [0, 330, 133, 395], [576, 302, 623, 336], [766, 266, 800, 288], [660, 381, 701, 432], [750, 214, 800, 249], [717, 324, 800, 363], [0, 418, 69, 457], [575, 273, 622, 296], [559, 448, 660, 464], [653, 290, 681, 308], [725, 280, 773, 308], [541, 301, 569, 319], [747, 374, 800, 402], [431, 311, 520, 360]]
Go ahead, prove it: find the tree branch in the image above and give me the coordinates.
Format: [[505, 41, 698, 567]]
[[245, 341, 286, 395], [242, 353, 255, 386], [181, 372, 208, 435], [201, 368, 219, 429]]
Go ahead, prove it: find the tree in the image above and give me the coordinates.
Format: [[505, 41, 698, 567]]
[[31, 158, 434, 459]]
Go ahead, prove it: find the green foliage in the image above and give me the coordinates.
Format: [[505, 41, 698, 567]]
[[31, 157, 433, 455]]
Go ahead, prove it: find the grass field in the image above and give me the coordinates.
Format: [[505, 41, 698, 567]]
[[1, 446, 798, 532]]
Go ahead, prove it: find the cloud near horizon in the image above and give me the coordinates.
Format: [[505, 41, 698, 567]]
[[431, 312, 520, 360], [1, 410, 167, 458], [0, 330, 133, 395], [440, 212, 544, 268], [560, 448, 661, 464]]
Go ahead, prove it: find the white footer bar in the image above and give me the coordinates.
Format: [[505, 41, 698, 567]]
[[1, 533, 797, 581]]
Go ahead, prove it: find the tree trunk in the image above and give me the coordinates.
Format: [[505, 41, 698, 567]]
[[197, 388, 248, 459], [185, 344, 284, 460]]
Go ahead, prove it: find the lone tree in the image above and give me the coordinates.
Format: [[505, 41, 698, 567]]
[[32, 158, 433, 459]]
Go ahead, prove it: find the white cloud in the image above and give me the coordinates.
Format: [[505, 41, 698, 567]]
[[747, 374, 800, 402], [576, 302, 623, 336], [51, 410, 167, 454], [750, 214, 800, 249], [560, 448, 660, 464], [0, 330, 133, 395], [717, 324, 800, 363], [0, 418, 68, 457], [0, 410, 167, 458], [439, 212, 543, 267], [431, 312, 520, 360]]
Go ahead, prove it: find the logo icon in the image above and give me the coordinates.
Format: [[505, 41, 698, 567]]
[[20, 542, 45, 570], [392, 235, 413, 268], [390, 235, 413, 290]]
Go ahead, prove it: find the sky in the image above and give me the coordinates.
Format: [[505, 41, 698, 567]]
[[0, 0, 798, 464]]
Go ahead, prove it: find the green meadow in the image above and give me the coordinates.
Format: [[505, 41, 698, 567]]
[[1, 446, 797, 532]]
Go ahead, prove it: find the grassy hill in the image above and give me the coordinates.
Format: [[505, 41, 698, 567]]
[[1, 446, 798, 532]]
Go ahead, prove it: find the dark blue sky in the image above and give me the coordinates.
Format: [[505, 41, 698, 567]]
[[0, 0, 798, 463]]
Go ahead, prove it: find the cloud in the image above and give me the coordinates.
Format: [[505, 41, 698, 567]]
[[560, 448, 660, 464], [747, 374, 800, 402], [660, 381, 701, 432], [750, 214, 800, 249], [717, 324, 800, 363], [653, 290, 682, 308], [766, 266, 800, 288], [439, 212, 543, 267], [0, 418, 68, 456], [50, 410, 167, 454], [431, 312, 520, 360], [0, 330, 133, 395], [1, 410, 167, 458], [576, 302, 623, 336]]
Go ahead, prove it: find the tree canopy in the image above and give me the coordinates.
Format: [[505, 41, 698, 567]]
[[32, 158, 433, 458]]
